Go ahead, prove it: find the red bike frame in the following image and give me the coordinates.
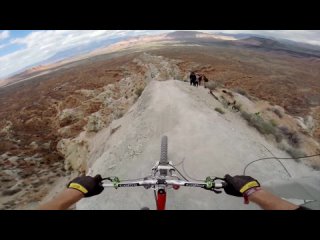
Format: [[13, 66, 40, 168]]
[[156, 189, 167, 210]]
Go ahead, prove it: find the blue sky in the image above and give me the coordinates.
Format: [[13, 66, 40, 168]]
[[0, 30, 320, 79], [0, 30, 30, 55]]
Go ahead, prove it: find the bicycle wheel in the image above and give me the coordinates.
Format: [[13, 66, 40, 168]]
[[159, 135, 168, 176]]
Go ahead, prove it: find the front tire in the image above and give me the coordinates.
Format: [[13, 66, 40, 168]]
[[159, 136, 168, 176]]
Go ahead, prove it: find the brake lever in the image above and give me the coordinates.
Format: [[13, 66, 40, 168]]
[[202, 185, 222, 194], [212, 177, 226, 181], [212, 189, 222, 194]]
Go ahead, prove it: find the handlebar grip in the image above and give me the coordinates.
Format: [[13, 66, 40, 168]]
[[221, 181, 228, 188], [213, 181, 227, 189]]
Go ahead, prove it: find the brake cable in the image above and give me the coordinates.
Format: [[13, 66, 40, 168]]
[[167, 163, 189, 181], [243, 153, 320, 175]]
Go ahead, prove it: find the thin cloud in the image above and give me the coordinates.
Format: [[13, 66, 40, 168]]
[[0, 30, 10, 40], [0, 31, 149, 78], [205, 30, 320, 45], [0, 30, 320, 79]]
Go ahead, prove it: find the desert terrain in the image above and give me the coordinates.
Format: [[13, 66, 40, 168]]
[[1, 31, 319, 209]]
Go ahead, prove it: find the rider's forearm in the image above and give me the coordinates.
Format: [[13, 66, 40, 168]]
[[248, 189, 299, 210], [38, 189, 84, 210]]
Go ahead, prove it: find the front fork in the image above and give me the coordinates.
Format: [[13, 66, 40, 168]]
[[152, 161, 176, 210]]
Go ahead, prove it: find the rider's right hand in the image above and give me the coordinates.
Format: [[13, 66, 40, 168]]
[[223, 174, 260, 197]]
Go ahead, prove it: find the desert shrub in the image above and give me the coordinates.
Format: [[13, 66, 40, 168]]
[[222, 90, 234, 97], [278, 126, 300, 147], [285, 148, 305, 161], [115, 111, 124, 119], [241, 111, 251, 122], [288, 133, 300, 147], [231, 103, 241, 112], [220, 98, 229, 108], [2, 188, 21, 196], [135, 87, 144, 97], [278, 142, 306, 161], [241, 111, 276, 135], [279, 126, 290, 135], [205, 81, 219, 91], [215, 107, 225, 114], [270, 119, 278, 127], [272, 108, 283, 118], [234, 88, 250, 98], [310, 164, 320, 171], [274, 130, 283, 143]]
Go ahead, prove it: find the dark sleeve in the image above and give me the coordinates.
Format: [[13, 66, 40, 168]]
[[296, 206, 311, 210]]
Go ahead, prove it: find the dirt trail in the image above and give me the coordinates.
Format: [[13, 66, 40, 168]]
[[77, 80, 320, 210]]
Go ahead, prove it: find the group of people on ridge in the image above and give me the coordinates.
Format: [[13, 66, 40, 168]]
[[189, 72, 207, 87]]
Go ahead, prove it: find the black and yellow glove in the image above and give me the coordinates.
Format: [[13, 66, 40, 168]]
[[67, 174, 104, 197], [224, 174, 260, 198]]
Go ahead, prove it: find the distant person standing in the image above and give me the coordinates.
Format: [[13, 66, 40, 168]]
[[198, 74, 203, 86], [194, 73, 199, 87], [190, 72, 196, 86]]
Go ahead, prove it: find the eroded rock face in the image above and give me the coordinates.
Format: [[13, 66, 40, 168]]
[[86, 113, 109, 132], [1, 121, 13, 134], [57, 139, 89, 173], [0, 53, 130, 209], [59, 108, 85, 127]]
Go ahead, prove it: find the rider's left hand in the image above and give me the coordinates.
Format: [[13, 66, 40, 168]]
[[67, 174, 104, 197]]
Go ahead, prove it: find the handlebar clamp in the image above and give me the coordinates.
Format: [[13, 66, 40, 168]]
[[157, 179, 166, 185], [112, 177, 120, 189], [204, 176, 226, 194]]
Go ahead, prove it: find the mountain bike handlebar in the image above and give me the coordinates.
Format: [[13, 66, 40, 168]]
[[102, 178, 227, 189], [99, 136, 228, 209]]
